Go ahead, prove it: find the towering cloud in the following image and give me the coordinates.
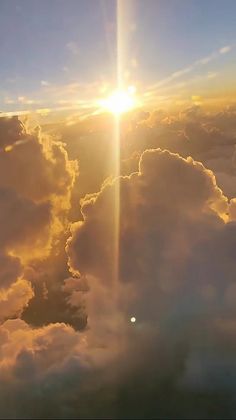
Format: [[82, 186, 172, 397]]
[[67, 148, 227, 287], [64, 148, 236, 417], [0, 116, 78, 322]]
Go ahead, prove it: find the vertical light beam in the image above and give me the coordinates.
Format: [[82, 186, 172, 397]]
[[112, 0, 124, 293]]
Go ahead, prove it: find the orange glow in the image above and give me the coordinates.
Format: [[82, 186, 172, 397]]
[[99, 86, 136, 115]]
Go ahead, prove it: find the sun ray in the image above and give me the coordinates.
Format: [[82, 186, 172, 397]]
[[99, 87, 136, 114], [111, 0, 125, 315]]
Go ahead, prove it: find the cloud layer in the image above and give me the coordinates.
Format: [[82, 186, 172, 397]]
[[1, 106, 236, 418]]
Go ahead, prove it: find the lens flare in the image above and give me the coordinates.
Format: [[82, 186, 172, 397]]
[[100, 87, 136, 115]]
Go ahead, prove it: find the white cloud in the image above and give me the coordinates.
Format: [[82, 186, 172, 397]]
[[66, 41, 79, 55], [41, 80, 50, 87], [219, 45, 232, 54]]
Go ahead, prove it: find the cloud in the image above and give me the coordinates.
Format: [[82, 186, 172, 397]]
[[0, 320, 90, 418], [0, 185, 52, 320], [0, 253, 33, 322], [146, 44, 233, 97], [120, 104, 236, 198], [41, 80, 50, 87], [0, 116, 79, 325], [67, 148, 227, 292], [64, 148, 236, 417], [0, 254, 22, 290], [0, 117, 78, 261], [219, 45, 232, 54], [1, 104, 236, 418], [0, 119, 77, 205], [0, 146, 227, 418], [0, 188, 52, 250], [66, 41, 79, 56], [0, 116, 25, 149], [0, 278, 33, 322]]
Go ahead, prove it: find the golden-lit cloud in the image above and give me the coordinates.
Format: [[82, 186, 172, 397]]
[[1, 104, 236, 418], [0, 115, 78, 322]]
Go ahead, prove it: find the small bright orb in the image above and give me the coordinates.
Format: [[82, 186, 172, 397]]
[[130, 316, 136, 323], [100, 86, 136, 115]]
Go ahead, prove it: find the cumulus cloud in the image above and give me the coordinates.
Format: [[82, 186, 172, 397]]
[[1, 105, 236, 418], [118, 104, 236, 198], [0, 118, 77, 207], [63, 148, 236, 417], [0, 320, 89, 418], [0, 116, 78, 324], [0, 254, 33, 322], [0, 116, 78, 263], [67, 149, 227, 283], [0, 279, 33, 322]]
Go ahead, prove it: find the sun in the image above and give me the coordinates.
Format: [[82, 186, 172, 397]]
[[100, 86, 136, 115]]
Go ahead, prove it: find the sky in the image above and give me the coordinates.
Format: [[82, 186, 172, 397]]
[[1, 2, 236, 419], [0, 0, 236, 112]]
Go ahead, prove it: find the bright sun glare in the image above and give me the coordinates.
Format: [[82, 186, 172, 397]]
[[100, 86, 136, 115]]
